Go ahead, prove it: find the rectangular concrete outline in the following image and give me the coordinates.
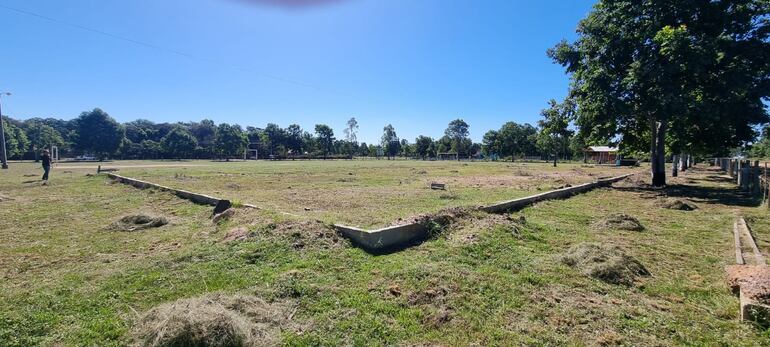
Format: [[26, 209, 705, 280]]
[[334, 173, 634, 252], [107, 171, 633, 252], [108, 173, 223, 206]]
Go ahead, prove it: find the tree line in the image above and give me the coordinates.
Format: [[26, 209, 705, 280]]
[[1, 106, 596, 162]]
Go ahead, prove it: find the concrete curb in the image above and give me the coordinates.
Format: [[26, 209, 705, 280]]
[[335, 173, 634, 253], [107, 173, 226, 207], [480, 173, 633, 213]]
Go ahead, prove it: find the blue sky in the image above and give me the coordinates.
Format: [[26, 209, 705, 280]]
[[0, 0, 594, 144]]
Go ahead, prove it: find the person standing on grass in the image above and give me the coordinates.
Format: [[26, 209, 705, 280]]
[[41, 149, 51, 184]]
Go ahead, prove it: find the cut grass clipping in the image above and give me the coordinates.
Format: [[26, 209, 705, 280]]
[[561, 243, 650, 286], [131, 293, 295, 347], [593, 213, 645, 232], [657, 198, 698, 211], [110, 214, 168, 232]]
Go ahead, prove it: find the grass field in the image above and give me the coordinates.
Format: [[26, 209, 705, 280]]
[[1, 160, 770, 346], [108, 159, 638, 228]]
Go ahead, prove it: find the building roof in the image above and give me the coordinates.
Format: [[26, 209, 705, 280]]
[[586, 146, 618, 152]]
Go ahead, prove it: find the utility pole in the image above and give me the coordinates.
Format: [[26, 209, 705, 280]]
[[0, 92, 10, 169]]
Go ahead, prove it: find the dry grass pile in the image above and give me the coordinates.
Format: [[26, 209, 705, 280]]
[[131, 293, 294, 347], [561, 243, 650, 286], [267, 220, 346, 250], [657, 198, 698, 211], [593, 213, 645, 231], [110, 214, 168, 232]]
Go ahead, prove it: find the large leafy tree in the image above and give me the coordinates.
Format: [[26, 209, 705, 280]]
[[24, 120, 64, 160], [537, 99, 575, 167], [482, 130, 501, 158], [444, 119, 471, 157], [2, 119, 29, 159], [285, 124, 304, 155], [415, 135, 435, 160], [215, 123, 248, 160], [188, 119, 217, 158], [381, 124, 400, 159], [549, 0, 770, 186], [73, 108, 125, 160], [161, 126, 198, 159], [314, 124, 335, 158], [495, 122, 538, 161]]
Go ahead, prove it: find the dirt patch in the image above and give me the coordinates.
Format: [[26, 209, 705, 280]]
[[213, 209, 236, 224], [561, 243, 650, 286], [0, 194, 11, 202], [110, 214, 168, 232], [726, 265, 770, 304], [223, 227, 249, 242], [657, 198, 698, 211], [593, 214, 645, 231], [131, 293, 295, 347]]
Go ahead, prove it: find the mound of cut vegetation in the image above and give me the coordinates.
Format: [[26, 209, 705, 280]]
[[110, 214, 168, 232], [131, 293, 295, 347], [593, 213, 645, 231], [657, 198, 698, 211], [561, 243, 650, 286]]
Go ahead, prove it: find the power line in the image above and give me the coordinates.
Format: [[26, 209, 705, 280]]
[[0, 3, 320, 90]]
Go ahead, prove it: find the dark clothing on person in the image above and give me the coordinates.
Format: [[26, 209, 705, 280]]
[[41, 154, 51, 181]]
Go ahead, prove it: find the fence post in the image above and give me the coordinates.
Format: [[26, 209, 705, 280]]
[[753, 161, 760, 195], [761, 162, 770, 208]]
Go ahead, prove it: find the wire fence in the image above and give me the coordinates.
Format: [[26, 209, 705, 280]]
[[713, 158, 768, 205]]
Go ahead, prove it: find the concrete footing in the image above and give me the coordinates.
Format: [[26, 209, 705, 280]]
[[108, 171, 633, 253], [108, 173, 228, 208], [335, 173, 634, 253]]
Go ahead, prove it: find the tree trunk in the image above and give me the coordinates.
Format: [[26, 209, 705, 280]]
[[553, 152, 557, 167], [650, 120, 667, 187], [672, 154, 678, 177]]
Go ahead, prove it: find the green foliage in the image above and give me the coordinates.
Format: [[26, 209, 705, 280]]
[[549, 0, 770, 184], [445, 119, 471, 156], [493, 122, 538, 160], [1, 119, 29, 159], [161, 126, 198, 159], [415, 135, 435, 159], [72, 108, 125, 160], [381, 124, 400, 159], [314, 124, 335, 158], [215, 123, 248, 159], [23, 121, 64, 156], [537, 99, 575, 165]]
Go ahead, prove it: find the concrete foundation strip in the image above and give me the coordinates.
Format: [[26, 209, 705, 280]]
[[335, 173, 634, 253], [730, 217, 770, 324], [107, 173, 230, 212], [107, 171, 633, 252]]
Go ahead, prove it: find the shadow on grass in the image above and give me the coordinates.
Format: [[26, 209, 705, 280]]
[[613, 172, 760, 208]]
